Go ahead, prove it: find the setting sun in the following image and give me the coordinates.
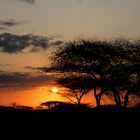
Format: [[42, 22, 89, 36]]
[[51, 87, 58, 93]]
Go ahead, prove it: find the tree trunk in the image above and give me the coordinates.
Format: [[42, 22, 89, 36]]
[[96, 96, 101, 109], [94, 88, 101, 109], [77, 99, 81, 106], [113, 89, 122, 108], [123, 92, 129, 108]]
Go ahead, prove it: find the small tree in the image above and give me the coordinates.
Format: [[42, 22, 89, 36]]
[[57, 74, 94, 105]]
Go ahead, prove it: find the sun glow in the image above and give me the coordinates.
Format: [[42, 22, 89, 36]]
[[51, 87, 58, 93]]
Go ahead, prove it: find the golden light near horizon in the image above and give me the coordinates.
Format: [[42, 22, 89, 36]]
[[51, 87, 58, 93]]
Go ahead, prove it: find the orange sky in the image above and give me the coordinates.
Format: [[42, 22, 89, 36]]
[[0, 86, 64, 107], [0, 0, 140, 107], [0, 85, 116, 107]]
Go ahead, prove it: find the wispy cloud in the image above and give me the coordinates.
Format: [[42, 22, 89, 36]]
[[0, 27, 7, 30], [77, 0, 83, 3], [0, 33, 63, 54], [0, 70, 5, 73], [19, 0, 35, 4], [0, 19, 19, 27], [0, 19, 25, 31], [0, 72, 52, 90], [0, 64, 10, 67], [24, 66, 52, 73], [50, 40, 63, 46]]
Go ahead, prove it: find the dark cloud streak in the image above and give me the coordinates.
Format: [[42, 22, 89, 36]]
[[0, 33, 63, 53], [50, 40, 63, 46], [0, 19, 19, 27], [0, 19, 25, 31], [0, 64, 10, 67], [0, 27, 7, 30], [20, 0, 35, 4], [0, 72, 52, 90], [25, 66, 51, 73]]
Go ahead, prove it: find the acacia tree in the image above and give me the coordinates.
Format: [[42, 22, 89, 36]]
[[50, 38, 140, 108], [101, 38, 140, 108], [121, 40, 140, 107], [50, 39, 114, 108], [57, 74, 94, 105]]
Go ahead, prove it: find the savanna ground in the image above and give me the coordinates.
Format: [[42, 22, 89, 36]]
[[0, 104, 139, 137]]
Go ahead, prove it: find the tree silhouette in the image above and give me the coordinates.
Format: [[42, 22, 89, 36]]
[[50, 39, 112, 108], [104, 38, 140, 108], [50, 38, 140, 108], [57, 74, 93, 105], [123, 40, 140, 107], [41, 101, 67, 110], [40, 101, 91, 110]]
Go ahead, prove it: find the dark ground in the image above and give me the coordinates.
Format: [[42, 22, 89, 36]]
[[0, 105, 140, 122], [0, 106, 139, 138]]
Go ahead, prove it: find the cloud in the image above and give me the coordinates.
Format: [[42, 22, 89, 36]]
[[0, 19, 19, 27], [0, 19, 25, 31], [0, 70, 5, 73], [0, 27, 7, 30], [50, 40, 63, 46], [0, 72, 52, 90], [0, 33, 63, 53], [0, 64, 10, 67], [24, 66, 52, 73], [77, 0, 84, 3], [20, 0, 35, 4], [78, 0, 83, 2]]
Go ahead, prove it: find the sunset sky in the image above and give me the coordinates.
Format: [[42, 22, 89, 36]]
[[0, 0, 140, 107]]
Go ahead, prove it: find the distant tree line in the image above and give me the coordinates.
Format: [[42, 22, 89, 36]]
[[49, 37, 140, 109]]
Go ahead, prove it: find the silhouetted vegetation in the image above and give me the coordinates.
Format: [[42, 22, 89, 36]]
[[50, 37, 140, 109], [0, 103, 140, 113], [40, 101, 92, 111], [57, 75, 93, 105]]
